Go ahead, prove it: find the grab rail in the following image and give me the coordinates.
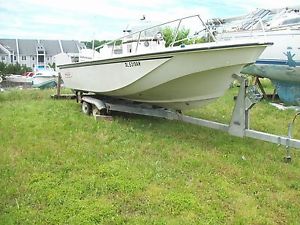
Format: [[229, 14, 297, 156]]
[[94, 14, 217, 57]]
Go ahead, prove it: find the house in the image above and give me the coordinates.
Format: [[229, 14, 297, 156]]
[[0, 39, 86, 70]]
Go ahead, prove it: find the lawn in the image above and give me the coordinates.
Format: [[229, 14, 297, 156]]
[[1, 84, 300, 224]]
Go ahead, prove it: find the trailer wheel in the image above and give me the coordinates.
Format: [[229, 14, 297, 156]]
[[82, 101, 92, 115]]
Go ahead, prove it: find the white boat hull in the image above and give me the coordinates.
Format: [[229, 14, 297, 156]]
[[5, 75, 33, 84], [218, 29, 300, 80], [59, 42, 268, 110], [219, 30, 300, 105], [32, 75, 57, 86]]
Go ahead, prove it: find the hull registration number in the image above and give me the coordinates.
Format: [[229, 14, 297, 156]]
[[125, 61, 141, 67]]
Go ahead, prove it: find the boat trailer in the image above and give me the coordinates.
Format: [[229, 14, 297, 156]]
[[76, 74, 300, 162]]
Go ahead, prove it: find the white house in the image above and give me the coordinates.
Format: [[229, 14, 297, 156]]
[[0, 39, 86, 70]]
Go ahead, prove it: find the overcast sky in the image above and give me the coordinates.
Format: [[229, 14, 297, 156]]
[[0, 0, 299, 41]]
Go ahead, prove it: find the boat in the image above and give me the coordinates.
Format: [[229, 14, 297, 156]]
[[211, 6, 300, 105], [5, 72, 34, 84], [58, 15, 270, 110], [3, 66, 58, 89], [32, 67, 58, 89], [4, 72, 34, 88]]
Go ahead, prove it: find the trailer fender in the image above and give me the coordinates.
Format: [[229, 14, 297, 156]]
[[81, 96, 107, 112]]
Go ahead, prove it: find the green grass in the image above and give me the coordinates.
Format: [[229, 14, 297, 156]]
[[1, 86, 300, 224]]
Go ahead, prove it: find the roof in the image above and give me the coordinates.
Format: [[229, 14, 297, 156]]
[[0, 39, 17, 53], [18, 39, 38, 55], [0, 39, 85, 56], [0, 48, 7, 55], [61, 40, 80, 53], [40, 40, 61, 56]]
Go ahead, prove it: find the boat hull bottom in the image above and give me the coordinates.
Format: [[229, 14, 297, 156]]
[[241, 63, 300, 105], [273, 80, 300, 105], [120, 66, 239, 110], [241, 63, 300, 83]]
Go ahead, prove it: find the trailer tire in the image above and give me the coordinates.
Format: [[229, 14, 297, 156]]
[[82, 101, 92, 115]]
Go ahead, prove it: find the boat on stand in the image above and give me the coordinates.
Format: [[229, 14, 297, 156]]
[[3, 72, 34, 88], [210, 6, 300, 105], [58, 14, 270, 111], [32, 67, 58, 89], [3, 66, 58, 89]]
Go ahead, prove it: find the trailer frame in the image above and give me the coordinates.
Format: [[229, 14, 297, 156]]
[[77, 74, 300, 161]]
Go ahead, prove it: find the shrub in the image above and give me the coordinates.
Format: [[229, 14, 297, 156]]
[[0, 62, 32, 76]]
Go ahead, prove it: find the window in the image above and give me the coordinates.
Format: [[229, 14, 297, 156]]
[[22, 56, 26, 60], [1, 56, 5, 60], [14, 56, 16, 60], [32, 56, 35, 60]]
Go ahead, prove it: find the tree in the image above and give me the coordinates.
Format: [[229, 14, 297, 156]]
[[0, 62, 32, 76], [162, 27, 208, 47], [82, 40, 111, 49], [162, 27, 190, 47], [0, 62, 6, 75], [186, 37, 208, 45]]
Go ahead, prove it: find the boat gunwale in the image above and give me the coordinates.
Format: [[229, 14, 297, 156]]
[[220, 29, 300, 36], [58, 42, 272, 69]]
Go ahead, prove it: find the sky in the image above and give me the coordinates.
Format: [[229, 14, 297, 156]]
[[0, 0, 299, 41]]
